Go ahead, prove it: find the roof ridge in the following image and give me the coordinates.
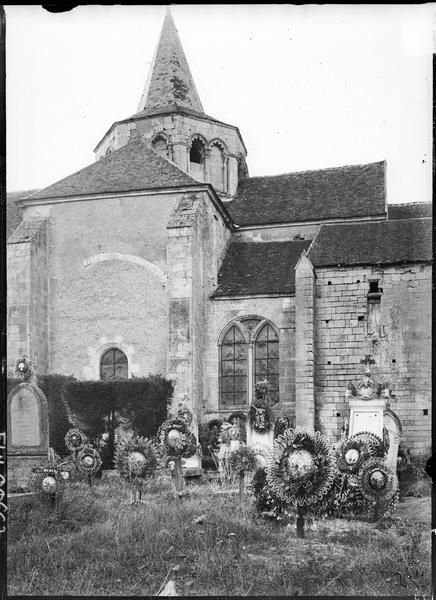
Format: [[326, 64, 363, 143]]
[[388, 201, 432, 207], [241, 160, 385, 182]]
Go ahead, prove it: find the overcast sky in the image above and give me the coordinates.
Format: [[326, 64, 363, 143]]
[[5, 4, 434, 204]]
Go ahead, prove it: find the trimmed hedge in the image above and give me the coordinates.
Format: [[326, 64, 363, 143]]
[[7, 374, 174, 464]]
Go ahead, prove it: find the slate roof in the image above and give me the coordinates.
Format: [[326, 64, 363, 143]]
[[8, 216, 47, 244], [6, 190, 38, 237], [308, 219, 432, 267], [227, 161, 386, 226], [213, 240, 312, 297], [388, 202, 432, 220], [137, 9, 204, 113], [26, 139, 198, 201]]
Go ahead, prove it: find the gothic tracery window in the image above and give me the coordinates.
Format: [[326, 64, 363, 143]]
[[100, 348, 128, 380], [220, 325, 248, 408], [254, 323, 279, 405], [219, 318, 280, 409]]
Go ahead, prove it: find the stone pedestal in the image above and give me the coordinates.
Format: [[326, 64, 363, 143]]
[[247, 427, 274, 455], [348, 398, 386, 438]]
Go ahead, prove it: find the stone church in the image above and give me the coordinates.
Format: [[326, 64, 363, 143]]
[[7, 9, 431, 453]]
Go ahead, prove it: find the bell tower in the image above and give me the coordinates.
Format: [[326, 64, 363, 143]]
[[94, 7, 248, 198]]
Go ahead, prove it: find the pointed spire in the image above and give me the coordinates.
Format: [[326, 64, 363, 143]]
[[137, 7, 204, 113]]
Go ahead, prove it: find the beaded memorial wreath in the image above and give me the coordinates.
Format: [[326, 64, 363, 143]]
[[157, 417, 197, 458], [336, 437, 369, 473], [358, 457, 395, 502], [249, 399, 275, 434], [76, 445, 102, 475], [274, 416, 292, 439], [176, 406, 193, 426], [229, 444, 257, 474], [266, 427, 337, 507], [65, 428, 87, 452], [15, 356, 33, 380], [115, 436, 158, 482], [349, 431, 385, 458], [32, 465, 65, 498]]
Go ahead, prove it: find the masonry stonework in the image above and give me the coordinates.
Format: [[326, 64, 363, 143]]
[[314, 264, 431, 453]]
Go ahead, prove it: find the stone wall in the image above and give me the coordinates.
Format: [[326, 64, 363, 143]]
[[203, 295, 296, 424], [22, 192, 183, 379], [7, 220, 49, 375], [166, 190, 232, 422], [94, 114, 246, 196], [314, 263, 431, 453]]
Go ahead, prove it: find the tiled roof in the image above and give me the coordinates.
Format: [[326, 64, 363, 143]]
[[6, 190, 38, 236], [8, 217, 47, 244], [213, 240, 312, 297], [388, 203, 432, 220], [308, 219, 432, 267], [137, 9, 204, 113], [227, 161, 386, 226], [27, 139, 198, 200]]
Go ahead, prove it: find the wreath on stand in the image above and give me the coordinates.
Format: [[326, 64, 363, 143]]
[[157, 417, 197, 500], [264, 428, 337, 537], [157, 418, 198, 459], [115, 436, 159, 483], [76, 446, 102, 477], [266, 428, 337, 508], [32, 465, 66, 506]]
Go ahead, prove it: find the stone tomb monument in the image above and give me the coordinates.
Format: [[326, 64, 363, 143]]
[[346, 354, 402, 471], [7, 357, 49, 486]]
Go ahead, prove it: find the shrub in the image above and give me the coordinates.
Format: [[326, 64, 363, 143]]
[[398, 451, 431, 497], [7, 374, 174, 465]]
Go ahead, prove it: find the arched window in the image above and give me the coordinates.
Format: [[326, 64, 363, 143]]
[[210, 142, 225, 192], [220, 325, 247, 407], [100, 348, 128, 380], [254, 323, 279, 406], [219, 317, 280, 409], [152, 135, 169, 159], [189, 137, 205, 181]]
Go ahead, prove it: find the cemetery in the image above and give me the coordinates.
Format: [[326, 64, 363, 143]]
[[7, 355, 431, 596], [6, 6, 431, 597]]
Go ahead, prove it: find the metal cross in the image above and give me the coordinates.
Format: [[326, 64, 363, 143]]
[[360, 354, 375, 373]]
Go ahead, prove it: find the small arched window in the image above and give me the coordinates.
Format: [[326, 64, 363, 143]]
[[152, 135, 169, 159], [189, 138, 205, 182], [254, 324, 279, 405], [220, 325, 248, 407], [100, 348, 128, 380]]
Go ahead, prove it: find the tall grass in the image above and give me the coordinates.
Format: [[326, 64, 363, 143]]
[[7, 476, 431, 596]]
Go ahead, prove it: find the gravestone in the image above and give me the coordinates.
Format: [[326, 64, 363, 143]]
[[7, 359, 49, 488]]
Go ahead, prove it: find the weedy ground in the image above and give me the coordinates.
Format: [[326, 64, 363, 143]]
[[7, 475, 431, 596]]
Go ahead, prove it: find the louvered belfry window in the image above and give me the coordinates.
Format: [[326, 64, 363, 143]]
[[100, 348, 128, 380], [220, 326, 248, 407], [254, 323, 279, 406]]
